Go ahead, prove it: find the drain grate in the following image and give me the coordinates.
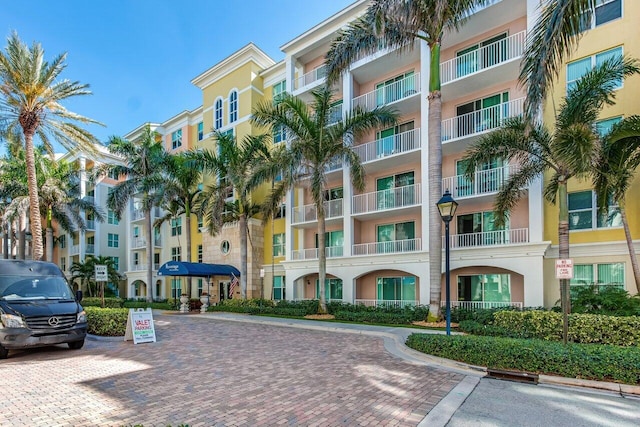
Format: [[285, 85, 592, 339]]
[[487, 368, 539, 384]]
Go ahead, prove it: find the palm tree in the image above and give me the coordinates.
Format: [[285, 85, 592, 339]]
[[251, 86, 397, 313], [520, 0, 597, 118], [325, 0, 489, 315], [105, 125, 168, 302], [70, 258, 96, 296], [593, 116, 640, 293], [461, 57, 639, 332], [191, 132, 272, 300], [0, 32, 102, 260], [157, 152, 202, 296]]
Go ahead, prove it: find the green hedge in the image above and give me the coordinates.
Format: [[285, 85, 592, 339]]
[[81, 297, 125, 308], [327, 301, 429, 322], [334, 311, 415, 324], [406, 333, 640, 385], [492, 311, 640, 346], [85, 306, 128, 336]]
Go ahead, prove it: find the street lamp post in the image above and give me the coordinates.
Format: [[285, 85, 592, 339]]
[[437, 190, 458, 336]]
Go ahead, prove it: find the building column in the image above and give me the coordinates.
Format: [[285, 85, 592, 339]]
[[523, 256, 545, 307], [419, 38, 431, 250], [528, 176, 544, 243], [342, 72, 354, 257]]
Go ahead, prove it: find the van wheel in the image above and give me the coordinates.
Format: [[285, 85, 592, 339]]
[[68, 340, 84, 350], [0, 344, 8, 359]]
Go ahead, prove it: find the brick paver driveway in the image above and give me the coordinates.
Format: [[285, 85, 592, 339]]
[[0, 313, 463, 427]]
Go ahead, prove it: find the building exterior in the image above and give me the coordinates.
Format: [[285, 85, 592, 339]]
[[73, 0, 637, 308]]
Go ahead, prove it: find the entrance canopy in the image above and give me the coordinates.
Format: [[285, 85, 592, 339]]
[[157, 261, 240, 278]]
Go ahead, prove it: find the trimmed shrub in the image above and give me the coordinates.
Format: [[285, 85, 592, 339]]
[[406, 333, 640, 385], [450, 307, 515, 324], [85, 306, 128, 336], [81, 297, 124, 308], [333, 310, 414, 324], [327, 302, 429, 322]]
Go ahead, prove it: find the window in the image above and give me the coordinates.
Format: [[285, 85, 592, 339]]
[[376, 121, 415, 157], [197, 278, 204, 296], [377, 276, 416, 302], [171, 217, 182, 236], [316, 278, 343, 300], [273, 276, 286, 300], [569, 190, 621, 230], [171, 129, 182, 149], [273, 203, 286, 219], [456, 33, 508, 78], [108, 168, 119, 180], [107, 209, 119, 225], [59, 235, 66, 249], [60, 257, 66, 272], [580, 0, 621, 30], [375, 71, 415, 106], [273, 80, 286, 103], [171, 278, 182, 299], [112, 256, 119, 272], [215, 98, 223, 129], [197, 215, 203, 232], [456, 211, 507, 246], [108, 233, 119, 248], [376, 222, 415, 253], [273, 233, 285, 257], [133, 226, 140, 238], [316, 230, 343, 257], [376, 171, 415, 209], [458, 274, 511, 303], [324, 187, 343, 201], [570, 262, 625, 294], [221, 240, 230, 254], [567, 47, 623, 92], [133, 252, 140, 266], [197, 122, 204, 141], [229, 90, 238, 123], [154, 253, 160, 269], [273, 125, 286, 144], [456, 92, 509, 137], [455, 157, 507, 197], [595, 116, 622, 137], [171, 247, 181, 261], [198, 245, 203, 263], [328, 100, 343, 124]]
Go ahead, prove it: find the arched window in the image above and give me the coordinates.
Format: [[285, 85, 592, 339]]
[[215, 98, 223, 129], [229, 90, 238, 123]]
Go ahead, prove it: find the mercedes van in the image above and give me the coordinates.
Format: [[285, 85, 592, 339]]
[[0, 260, 87, 359]]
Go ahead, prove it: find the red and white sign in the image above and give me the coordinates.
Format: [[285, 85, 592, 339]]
[[555, 259, 574, 279], [124, 308, 156, 344]]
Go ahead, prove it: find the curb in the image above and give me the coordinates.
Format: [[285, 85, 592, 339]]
[[86, 333, 124, 342]]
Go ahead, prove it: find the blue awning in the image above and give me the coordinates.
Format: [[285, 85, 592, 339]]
[[157, 261, 240, 278]]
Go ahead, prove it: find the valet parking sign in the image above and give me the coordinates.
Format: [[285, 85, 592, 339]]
[[124, 308, 157, 344]]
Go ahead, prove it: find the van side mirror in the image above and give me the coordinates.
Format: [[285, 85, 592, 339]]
[[75, 290, 83, 302]]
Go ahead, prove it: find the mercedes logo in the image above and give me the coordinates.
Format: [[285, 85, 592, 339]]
[[48, 317, 60, 326]]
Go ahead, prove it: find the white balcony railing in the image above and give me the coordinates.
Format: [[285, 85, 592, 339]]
[[442, 164, 519, 199], [446, 300, 523, 310], [86, 220, 95, 230], [441, 97, 524, 142], [354, 128, 421, 164], [352, 73, 420, 112], [69, 244, 80, 255], [355, 299, 419, 308], [353, 238, 421, 256], [291, 246, 344, 261], [292, 199, 343, 224], [295, 65, 327, 90], [352, 183, 421, 215], [154, 237, 162, 247], [440, 30, 525, 84], [131, 209, 145, 221], [85, 244, 95, 254], [131, 237, 146, 249], [445, 228, 529, 249]]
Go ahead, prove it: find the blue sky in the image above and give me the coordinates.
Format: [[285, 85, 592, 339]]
[[0, 0, 355, 151]]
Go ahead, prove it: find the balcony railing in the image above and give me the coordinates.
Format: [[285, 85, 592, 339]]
[[292, 199, 343, 224], [354, 128, 421, 163], [131, 209, 145, 221], [440, 31, 525, 84], [130, 262, 160, 271], [353, 238, 421, 256], [355, 299, 418, 308], [442, 164, 519, 199], [445, 228, 529, 249], [85, 244, 95, 254], [441, 97, 524, 142], [352, 183, 421, 215], [86, 220, 95, 230], [131, 237, 146, 249], [352, 73, 420, 111], [69, 244, 80, 255], [446, 300, 523, 310], [328, 104, 343, 124], [291, 246, 344, 261], [295, 65, 327, 90]]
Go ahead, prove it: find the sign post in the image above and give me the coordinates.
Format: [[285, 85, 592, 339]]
[[94, 265, 108, 307]]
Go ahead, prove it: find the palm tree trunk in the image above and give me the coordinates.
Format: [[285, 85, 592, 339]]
[[24, 132, 44, 260], [428, 41, 444, 318], [619, 205, 640, 294], [317, 208, 327, 314], [558, 178, 570, 344], [239, 213, 247, 299], [145, 209, 154, 302]]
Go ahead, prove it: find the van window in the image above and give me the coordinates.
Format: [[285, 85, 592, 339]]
[[0, 276, 73, 300]]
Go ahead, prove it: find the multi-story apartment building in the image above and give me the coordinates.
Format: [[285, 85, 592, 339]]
[[113, 0, 638, 308]]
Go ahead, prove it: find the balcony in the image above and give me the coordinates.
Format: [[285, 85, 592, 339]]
[[355, 299, 418, 308], [154, 237, 162, 247], [441, 97, 524, 151], [445, 228, 529, 249], [294, 65, 327, 92], [352, 73, 421, 113], [354, 128, 421, 167], [328, 104, 342, 125], [353, 238, 421, 256], [441, 30, 525, 83], [291, 246, 344, 261], [352, 183, 421, 215], [131, 209, 145, 222], [131, 237, 146, 249], [85, 244, 95, 254], [442, 164, 519, 200], [446, 300, 523, 310], [69, 244, 80, 256], [86, 220, 95, 230], [292, 199, 343, 225]]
